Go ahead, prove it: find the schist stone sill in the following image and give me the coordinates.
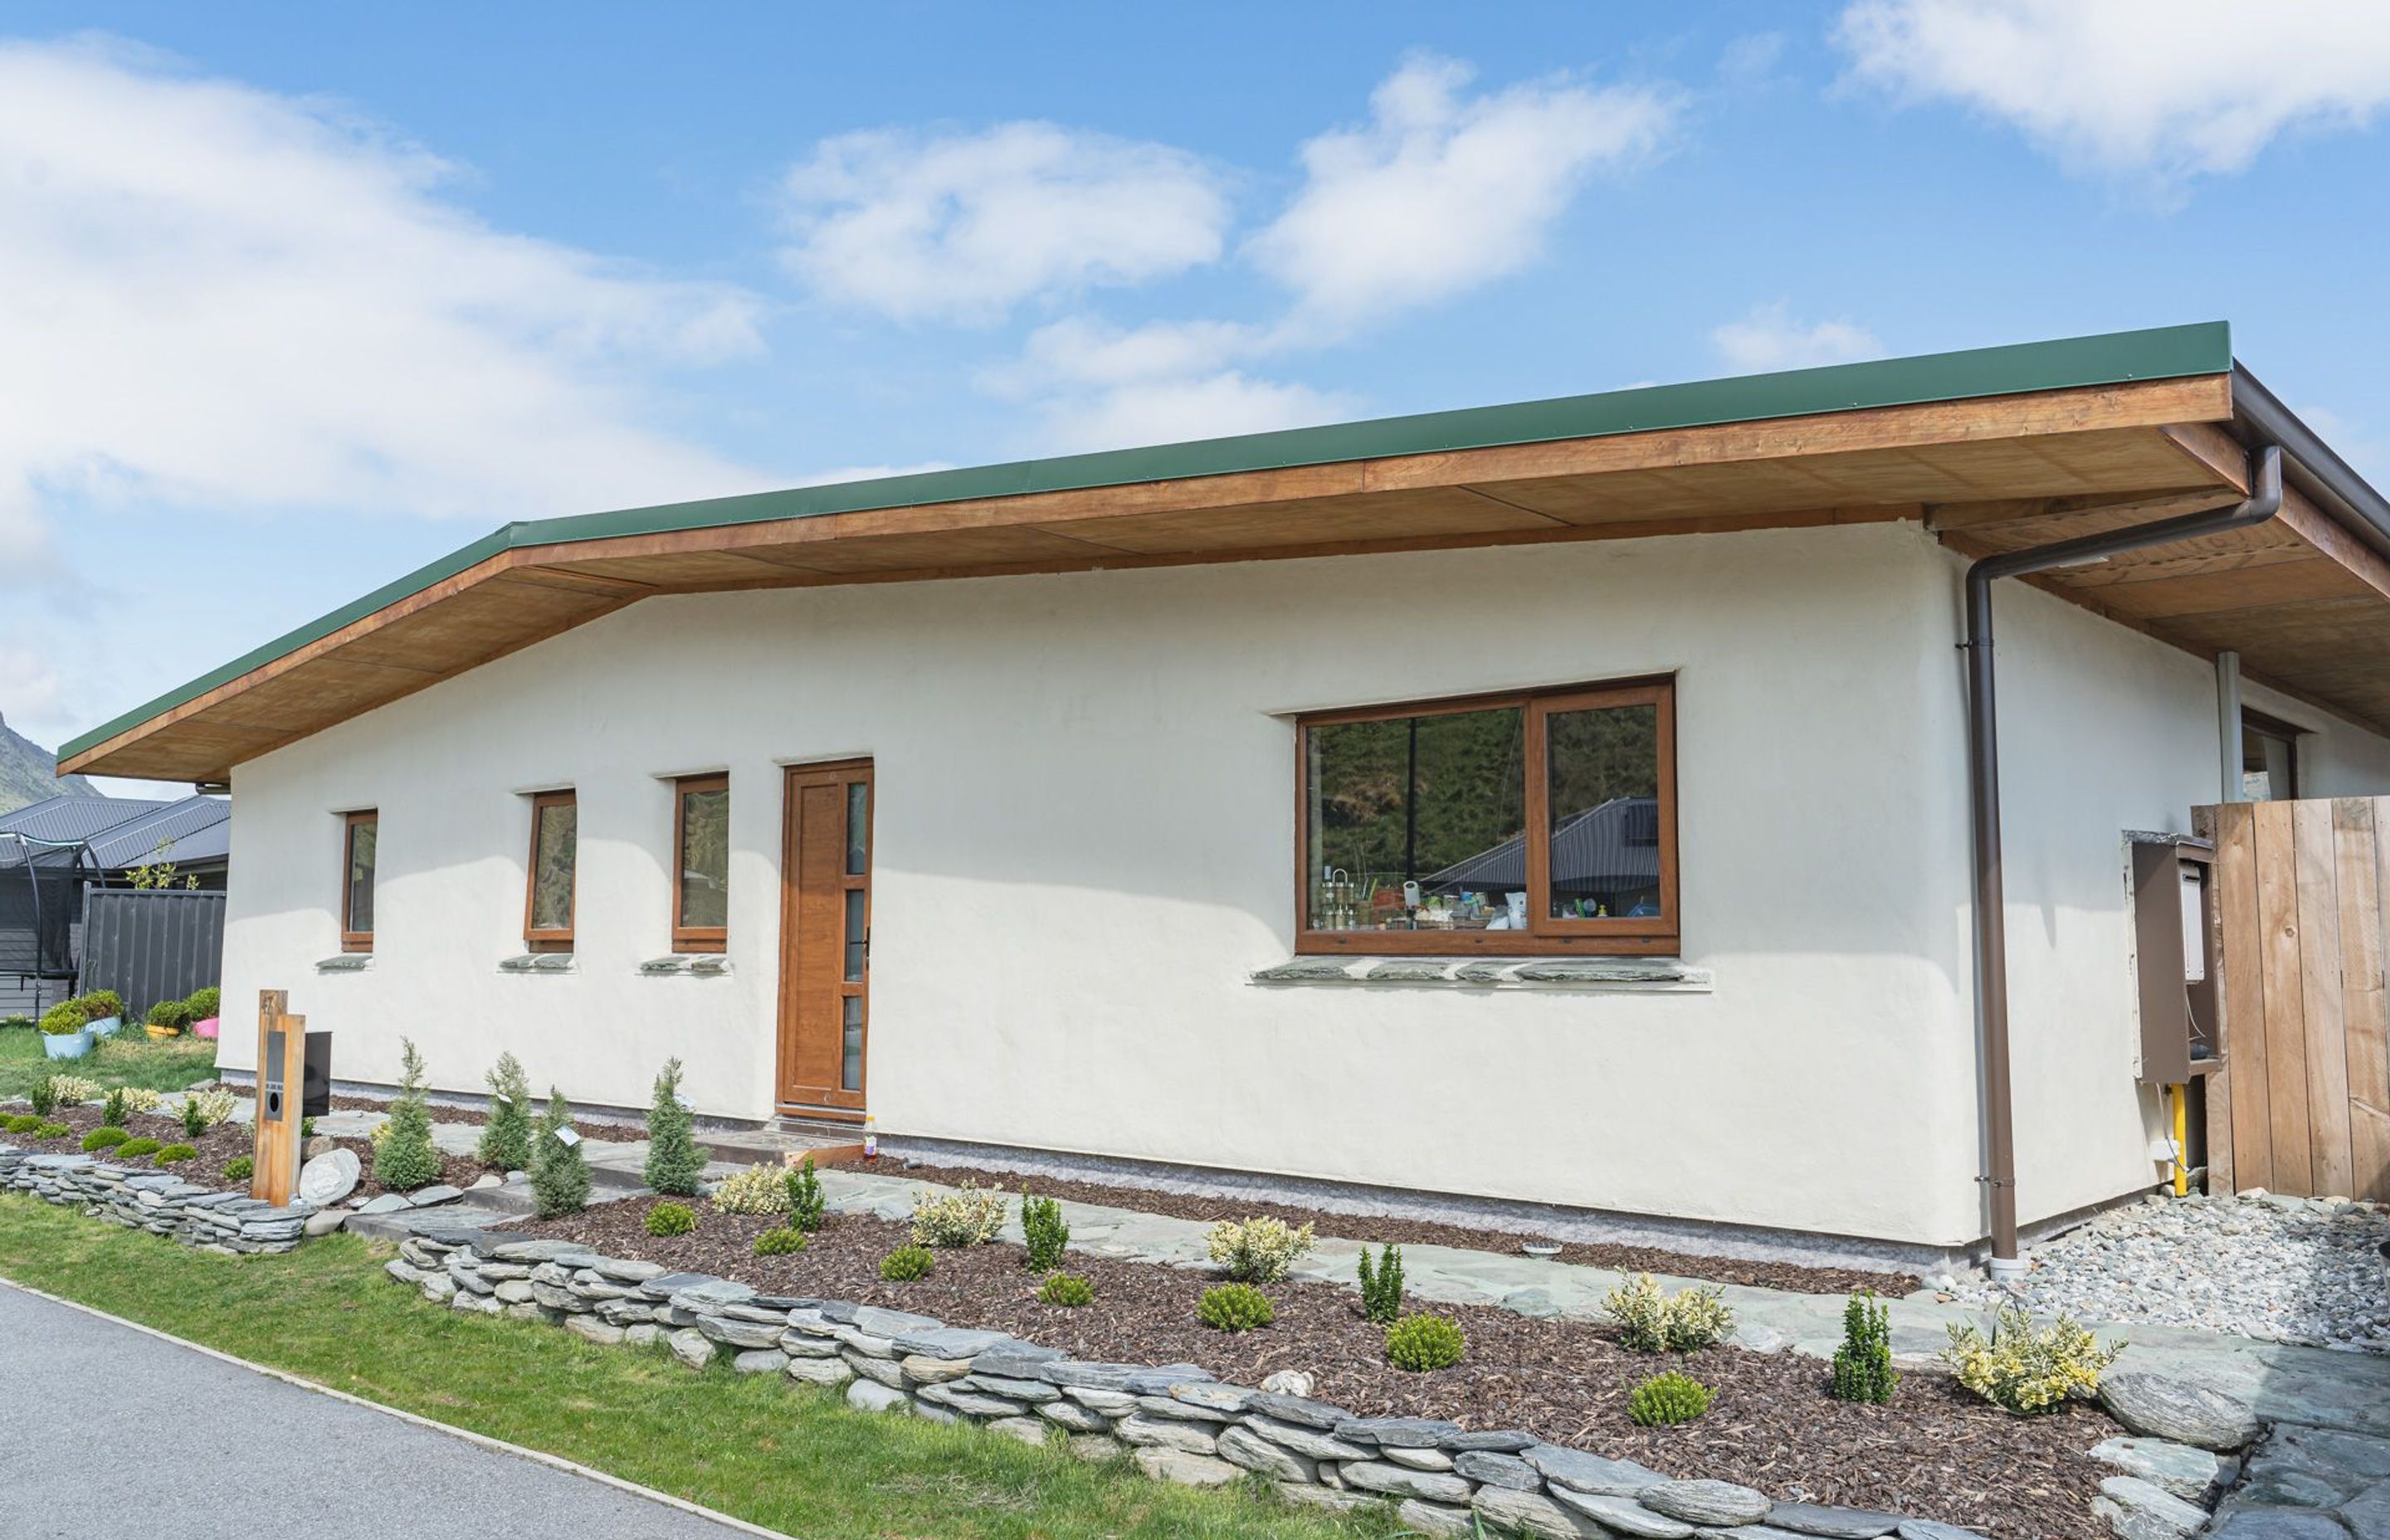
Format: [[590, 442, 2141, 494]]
[[499, 953, 576, 975], [639, 954, 732, 977], [314, 953, 373, 973], [1251, 956, 1710, 992]]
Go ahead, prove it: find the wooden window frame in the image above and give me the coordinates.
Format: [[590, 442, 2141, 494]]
[[671, 772, 729, 954], [522, 790, 577, 953], [1295, 678, 1679, 957], [2241, 708, 2301, 802], [340, 809, 378, 953]]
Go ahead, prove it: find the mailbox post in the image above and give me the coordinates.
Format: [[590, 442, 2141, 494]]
[[252, 989, 306, 1206]]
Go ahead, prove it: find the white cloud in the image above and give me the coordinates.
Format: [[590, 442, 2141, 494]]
[[988, 317, 1349, 453], [1836, 0, 2390, 181], [0, 649, 65, 729], [1710, 303, 1885, 371], [780, 123, 1230, 324], [1248, 53, 1674, 325], [0, 36, 773, 579]]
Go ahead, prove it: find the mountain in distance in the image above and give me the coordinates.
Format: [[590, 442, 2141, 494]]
[[0, 713, 99, 814]]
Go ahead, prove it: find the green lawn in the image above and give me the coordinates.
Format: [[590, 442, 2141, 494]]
[[0, 1028, 220, 1100], [0, 1199, 1402, 1540]]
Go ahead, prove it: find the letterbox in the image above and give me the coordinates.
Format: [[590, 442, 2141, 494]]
[[2129, 833, 2219, 1086], [302, 1031, 333, 1118]]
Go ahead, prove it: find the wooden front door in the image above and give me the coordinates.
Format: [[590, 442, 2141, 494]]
[[777, 759, 873, 1118]]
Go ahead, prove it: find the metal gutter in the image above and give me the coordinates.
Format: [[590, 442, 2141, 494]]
[[2227, 366, 2390, 558], [61, 323, 2231, 764]]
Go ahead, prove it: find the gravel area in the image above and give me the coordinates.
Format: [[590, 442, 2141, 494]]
[[518, 1194, 2119, 1539], [890, 1158, 1914, 1298], [1946, 1192, 2390, 1351]]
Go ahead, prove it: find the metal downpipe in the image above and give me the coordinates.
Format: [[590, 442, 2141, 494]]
[[1963, 444, 2282, 1275]]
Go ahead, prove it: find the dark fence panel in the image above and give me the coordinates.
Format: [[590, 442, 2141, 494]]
[[80, 888, 226, 1021]]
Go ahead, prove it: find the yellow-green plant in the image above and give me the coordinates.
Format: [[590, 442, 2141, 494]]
[[81, 1126, 129, 1152], [1197, 1282, 1275, 1332], [1628, 1371, 1714, 1425], [1944, 1307, 2119, 1415], [1205, 1216, 1315, 1284], [645, 1201, 697, 1236], [1038, 1273, 1094, 1307], [910, 1181, 1007, 1247], [710, 1162, 789, 1215], [155, 1143, 197, 1164], [754, 1227, 807, 1257], [1602, 1273, 1734, 1353], [1384, 1312, 1465, 1371], [880, 1245, 935, 1281], [224, 1156, 253, 1182]]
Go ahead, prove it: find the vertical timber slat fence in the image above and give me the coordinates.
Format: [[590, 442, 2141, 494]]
[[78, 887, 227, 1023], [2197, 797, 2390, 1201]]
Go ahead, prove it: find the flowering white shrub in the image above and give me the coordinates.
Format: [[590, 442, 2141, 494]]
[[710, 1163, 790, 1215], [1602, 1273, 1735, 1353], [46, 1075, 102, 1104], [119, 1088, 164, 1114], [185, 1087, 239, 1128], [910, 1181, 1008, 1247], [1207, 1216, 1316, 1284]]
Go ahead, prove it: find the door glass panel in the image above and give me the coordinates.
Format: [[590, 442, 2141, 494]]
[[678, 784, 729, 929], [845, 782, 870, 875], [1306, 707, 1525, 932], [841, 996, 863, 1091], [843, 889, 867, 981], [1546, 702, 1661, 921]]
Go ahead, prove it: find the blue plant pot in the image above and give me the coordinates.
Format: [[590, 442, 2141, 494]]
[[85, 1016, 121, 1039], [41, 1029, 93, 1060]]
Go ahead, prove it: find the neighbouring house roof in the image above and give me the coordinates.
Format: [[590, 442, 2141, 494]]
[[1428, 797, 1665, 899], [0, 793, 229, 871], [53, 320, 2390, 781]]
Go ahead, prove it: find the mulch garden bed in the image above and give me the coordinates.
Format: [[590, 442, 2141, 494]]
[[519, 1193, 2114, 1539], [884, 1157, 1914, 1298], [3, 1104, 489, 1201]]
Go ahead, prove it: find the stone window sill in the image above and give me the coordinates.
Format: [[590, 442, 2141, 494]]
[[315, 953, 372, 973], [500, 953, 576, 974], [1250, 956, 1710, 992], [639, 954, 732, 977]]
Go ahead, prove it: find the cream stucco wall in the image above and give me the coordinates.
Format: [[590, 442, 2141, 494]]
[[214, 517, 2390, 1250]]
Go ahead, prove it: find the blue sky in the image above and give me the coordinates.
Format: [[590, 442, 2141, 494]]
[[6, 2, 2390, 787]]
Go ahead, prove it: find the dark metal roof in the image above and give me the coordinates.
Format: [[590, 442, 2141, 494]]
[[1427, 796, 1662, 899], [0, 794, 173, 846], [0, 794, 227, 870]]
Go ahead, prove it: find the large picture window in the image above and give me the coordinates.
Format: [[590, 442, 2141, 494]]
[[1298, 680, 1677, 954], [341, 809, 378, 953], [673, 772, 729, 953], [524, 791, 577, 950]]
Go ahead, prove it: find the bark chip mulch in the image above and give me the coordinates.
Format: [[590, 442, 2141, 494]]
[[519, 1195, 2114, 1540], [2, 1104, 491, 1201], [885, 1157, 1914, 1298]]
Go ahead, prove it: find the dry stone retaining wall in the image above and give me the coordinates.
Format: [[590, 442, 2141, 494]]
[[397, 1228, 1983, 1540], [0, 1148, 310, 1252]]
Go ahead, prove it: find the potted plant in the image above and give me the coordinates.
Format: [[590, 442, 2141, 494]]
[[38, 1002, 92, 1060], [80, 991, 124, 1038], [144, 998, 192, 1040]]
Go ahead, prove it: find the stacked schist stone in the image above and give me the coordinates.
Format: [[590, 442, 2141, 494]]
[[408, 1229, 1983, 1540], [0, 1147, 310, 1253]]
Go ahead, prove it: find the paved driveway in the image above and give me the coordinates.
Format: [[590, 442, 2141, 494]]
[[0, 1282, 757, 1538]]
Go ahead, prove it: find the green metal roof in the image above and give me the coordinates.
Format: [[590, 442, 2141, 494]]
[[63, 320, 2233, 764]]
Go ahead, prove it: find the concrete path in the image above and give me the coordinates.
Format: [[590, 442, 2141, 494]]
[[0, 1281, 758, 1538]]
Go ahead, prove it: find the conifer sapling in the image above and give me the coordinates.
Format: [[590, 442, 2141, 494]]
[[642, 1057, 705, 1196]]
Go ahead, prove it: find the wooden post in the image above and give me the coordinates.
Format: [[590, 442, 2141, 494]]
[[252, 989, 305, 1206]]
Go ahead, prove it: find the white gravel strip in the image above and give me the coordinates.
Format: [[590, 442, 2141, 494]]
[[1941, 1192, 2390, 1352]]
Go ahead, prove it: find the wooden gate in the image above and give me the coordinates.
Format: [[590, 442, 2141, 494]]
[[2195, 798, 2390, 1201]]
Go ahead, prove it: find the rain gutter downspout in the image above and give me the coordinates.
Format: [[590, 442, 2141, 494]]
[[1963, 442, 2283, 1278]]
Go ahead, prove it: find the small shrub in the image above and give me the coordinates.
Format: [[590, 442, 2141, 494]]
[[1197, 1282, 1275, 1332], [27, 1079, 56, 1116], [478, 1052, 534, 1171], [80, 1126, 130, 1152], [183, 986, 220, 1020], [710, 1163, 789, 1215], [646, 1201, 698, 1237], [34, 1121, 71, 1140], [1206, 1216, 1316, 1284], [184, 1087, 237, 1129], [1603, 1273, 1735, 1353], [1384, 1312, 1466, 1372], [148, 998, 198, 1031], [530, 1088, 591, 1217], [0, 1014, 32, 1031], [754, 1227, 808, 1257], [1832, 1293, 1900, 1405], [223, 1155, 254, 1182], [300, 1116, 316, 1138], [3, 1114, 41, 1133], [1628, 1371, 1714, 1426], [39, 1002, 86, 1036], [1944, 1306, 2119, 1415], [102, 1088, 128, 1127], [180, 1095, 209, 1140], [120, 1088, 163, 1115], [79, 991, 124, 1022], [114, 1137, 161, 1159], [910, 1181, 1007, 1247], [1358, 1241, 1406, 1325], [48, 1074, 100, 1104], [642, 1058, 705, 1196], [880, 1245, 936, 1282], [155, 1143, 197, 1164], [1038, 1273, 1094, 1307], [373, 1039, 444, 1192], [1022, 1191, 1069, 1272], [785, 1157, 826, 1233]]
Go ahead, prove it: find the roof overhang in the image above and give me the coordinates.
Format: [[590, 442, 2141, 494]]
[[61, 321, 2390, 782]]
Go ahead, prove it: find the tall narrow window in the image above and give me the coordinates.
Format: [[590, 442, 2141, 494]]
[[341, 810, 378, 953], [673, 772, 729, 953], [524, 791, 577, 950], [1298, 679, 1676, 955]]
